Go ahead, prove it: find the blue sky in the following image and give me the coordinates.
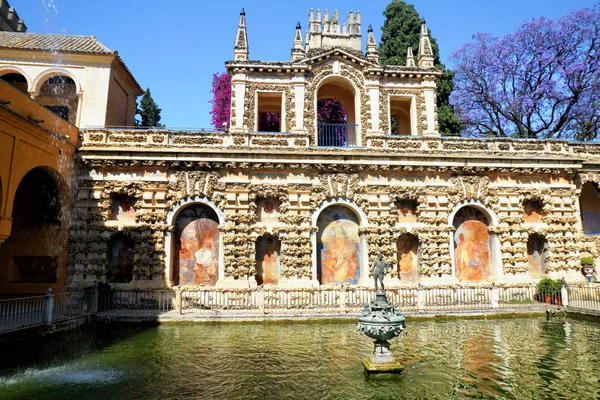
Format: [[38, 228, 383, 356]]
[[14, 0, 599, 128]]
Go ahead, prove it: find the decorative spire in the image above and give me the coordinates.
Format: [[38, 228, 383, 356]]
[[406, 40, 416, 67], [365, 25, 379, 64], [417, 18, 434, 67], [291, 22, 305, 62], [234, 8, 249, 61]]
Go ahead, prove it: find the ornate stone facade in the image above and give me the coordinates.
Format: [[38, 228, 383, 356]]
[[65, 9, 600, 290]]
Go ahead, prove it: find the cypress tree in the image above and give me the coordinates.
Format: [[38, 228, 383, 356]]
[[136, 88, 164, 127], [378, 0, 461, 134]]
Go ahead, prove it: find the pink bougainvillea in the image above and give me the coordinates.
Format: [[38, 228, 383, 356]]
[[209, 72, 231, 129]]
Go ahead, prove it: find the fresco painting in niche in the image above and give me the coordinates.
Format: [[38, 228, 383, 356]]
[[175, 206, 219, 286], [111, 194, 136, 222], [255, 235, 281, 285], [107, 235, 134, 283], [397, 235, 418, 282], [396, 200, 417, 223], [527, 235, 546, 277], [256, 197, 281, 225], [523, 200, 543, 223], [317, 205, 360, 284], [453, 207, 490, 282]]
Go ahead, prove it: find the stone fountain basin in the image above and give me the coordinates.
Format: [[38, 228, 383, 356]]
[[358, 314, 406, 341]]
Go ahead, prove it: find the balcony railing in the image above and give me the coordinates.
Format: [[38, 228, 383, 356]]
[[581, 212, 600, 234], [318, 123, 358, 147]]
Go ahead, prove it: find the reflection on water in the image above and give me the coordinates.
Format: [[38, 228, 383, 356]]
[[1, 317, 600, 399]]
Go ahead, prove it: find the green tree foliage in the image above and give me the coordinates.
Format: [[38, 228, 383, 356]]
[[378, 0, 461, 135], [136, 88, 164, 127]]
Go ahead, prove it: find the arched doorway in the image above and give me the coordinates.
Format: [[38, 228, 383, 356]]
[[255, 234, 281, 285], [579, 182, 600, 234], [35, 75, 78, 124], [452, 206, 491, 282], [1, 167, 63, 285], [172, 204, 220, 286], [316, 205, 361, 284], [316, 77, 357, 146], [1, 72, 28, 93]]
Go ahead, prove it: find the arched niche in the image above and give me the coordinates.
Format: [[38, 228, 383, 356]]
[[451, 205, 495, 282], [110, 193, 137, 222], [396, 199, 418, 223], [523, 199, 544, 223], [527, 234, 547, 278], [316, 204, 361, 284], [316, 76, 359, 146], [34, 74, 78, 124], [579, 182, 600, 234], [255, 234, 281, 285], [256, 197, 281, 225], [1, 72, 29, 94], [12, 167, 61, 227], [107, 233, 134, 283], [172, 204, 220, 286], [397, 234, 419, 282], [3, 167, 65, 284]]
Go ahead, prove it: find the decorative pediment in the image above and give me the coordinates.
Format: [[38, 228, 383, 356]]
[[301, 48, 375, 70]]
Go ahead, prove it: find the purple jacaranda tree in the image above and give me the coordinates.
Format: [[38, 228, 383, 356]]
[[449, 4, 600, 140], [209, 72, 231, 130]]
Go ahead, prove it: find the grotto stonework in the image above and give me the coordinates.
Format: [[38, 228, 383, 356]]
[[66, 10, 600, 291]]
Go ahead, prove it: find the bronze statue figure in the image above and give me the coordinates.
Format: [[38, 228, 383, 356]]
[[371, 253, 391, 292]]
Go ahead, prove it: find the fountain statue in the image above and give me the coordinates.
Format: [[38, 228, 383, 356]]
[[358, 254, 406, 373]]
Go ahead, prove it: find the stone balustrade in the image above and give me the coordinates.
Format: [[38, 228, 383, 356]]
[[80, 128, 600, 162]]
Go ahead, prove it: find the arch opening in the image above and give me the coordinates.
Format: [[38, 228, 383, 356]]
[[452, 206, 491, 282], [35, 75, 78, 124], [316, 77, 357, 146], [1, 167, 64, 286], [12, 167, 61, 227], [255, 233, 281, 285], [1, 72, 28, 93], [580, 182, 600, 234], [316, 205, 361, 284], [172, 204, 220, 286]]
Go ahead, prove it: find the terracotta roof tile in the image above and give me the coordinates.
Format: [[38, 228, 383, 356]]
[[0, 32, 113, 54]]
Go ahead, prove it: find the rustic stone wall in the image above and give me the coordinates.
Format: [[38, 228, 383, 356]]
[[68, 155, 595, 288]]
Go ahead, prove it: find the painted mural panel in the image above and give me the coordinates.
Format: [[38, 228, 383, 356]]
[[527, 236, 546, 277], [453, 207, 490, 282], [256, 197, 281, 225], [175, 206, 219, 286], [397, 235, 418, 282], [396, 200, 418, 223], [317, 206, 360, 285], [255, 235, 281, 285], [107, 235, 134, 283], [523, 200, 543, 223], [111, 194, 136, 222]]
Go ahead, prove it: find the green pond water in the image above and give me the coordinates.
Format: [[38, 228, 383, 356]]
[[1, 316, 600, 399]]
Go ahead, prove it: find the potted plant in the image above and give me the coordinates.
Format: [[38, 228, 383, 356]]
[[581, 256, 596, 282], [536, 278, 562, 305]]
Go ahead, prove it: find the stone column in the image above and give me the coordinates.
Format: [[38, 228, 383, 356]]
[[367, 78, 380, 134], [230, 73, 247, 133], [422, 78, 438, 135]]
